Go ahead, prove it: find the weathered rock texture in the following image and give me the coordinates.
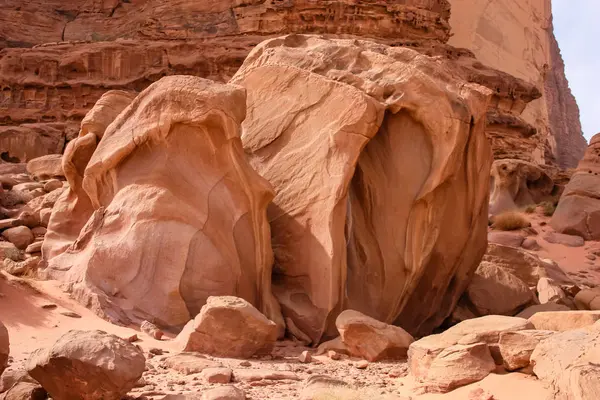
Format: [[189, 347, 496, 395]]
[[232, 35, 493, 341], [0, 0, 452, 162], [448, 0, 586, 168], [551, 133, 600, 239], [40, 76, 282, 328]]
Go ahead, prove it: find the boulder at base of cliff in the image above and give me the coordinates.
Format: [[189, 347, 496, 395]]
[[26, 330, 145, 400]]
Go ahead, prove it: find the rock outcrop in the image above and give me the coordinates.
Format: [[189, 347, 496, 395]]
[[448, 0, 586, 168], [0, 320, 8, 377], [40, 76, 282, 328], [489, 159, 555, 215], [233, 35, 493, 341], [27, 330, 146, 400], [551, 133, 600, 239]]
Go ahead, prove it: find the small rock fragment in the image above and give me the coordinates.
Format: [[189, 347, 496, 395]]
[[298, 351, 312, 363], [141, 320, 164, 340]]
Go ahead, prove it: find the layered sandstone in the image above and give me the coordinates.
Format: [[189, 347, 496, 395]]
[[448, 0, 586, 168], [41, 76, 282, 329]]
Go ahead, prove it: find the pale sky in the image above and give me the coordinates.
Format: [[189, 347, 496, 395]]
[[553, 1, 600, 142]]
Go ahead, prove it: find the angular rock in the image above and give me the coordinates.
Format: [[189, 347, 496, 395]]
[[465, 261, 534, 316], [202, 367, 233, 384], [489, 159, 554, 215], [412, 343, 495, 393], [574, 288, 600, 311], [176, 296, 278, 359], [26, 155, 64, 180], [543, 232, 585, 247], [487, 231, 526, 247], [41, 77, 282, 329], [0, 321, 8, 377], [531, 325, 600, 400], [26, 330, 145, 400], [528, 311, 600, 331], [516, 303, 571, 319], [335, 310, 414, 361], [201, 386, 245, 400], [233, 34, 493, 341], [537, 277, 566, 304], [163, 353, 222, 375], [0, 242, 21, 261], [140, 320, 163, 340], [498, 330, 554, 371], [0, 382, 47, 400], [2, 226, 34, 250], [3, 257, 40, 276], [551, 133, 600, 240]]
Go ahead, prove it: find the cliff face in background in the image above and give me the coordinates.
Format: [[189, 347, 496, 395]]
[[448, 0, 586, 168], [0, 0, 586, 169]]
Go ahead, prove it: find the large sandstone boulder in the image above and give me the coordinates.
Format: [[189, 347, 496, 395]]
[[498, 330, 554, 371], [574, 288, 600, 310], [464, 261, 534, 316], [531, 324, 600, 400], [489, 159, 555, 215], [26, 330, 145, 400], [2, 226, 34, 250], [176, 296, 278, 359], [40, 77, 282, 329], [335, 310, 414, 361], [232, 35, 493, 341], [26, 155, 64, 180], [528, 311, 600, 331], [0, 321, 8, 376], [552, 133, 600, 240], [408, 316, 532, 392]]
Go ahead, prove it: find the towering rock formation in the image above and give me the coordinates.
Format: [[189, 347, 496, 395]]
[[448, 0, 586, 168]]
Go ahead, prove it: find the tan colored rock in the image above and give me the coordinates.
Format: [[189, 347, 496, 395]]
[[2, 226, 34, 250], [537, 278, 566, 304], [232, 369, 300, 382], [335, 310, 414, 362], [543, 232, 585, 247], [487, 231, 526, 248], [43, 179, 62, 193], [41, 77, 282, 329], [163, 353, 222, 376], [233, 34, 493, 341], [574, 289, 600, 311], [482, 244, 572, 287], [413, 342, 495, 393], [201, 386, 245, 400], [26, 155, 64, 180], [25, 242, 42, 254], [26, 330, 145, 400], [315, 337, 349, 356], [529, 311, 600, 331], [521, 237, 541, 251], [0, 242, 21, 261], [176, 296, 278, 359], [202, 367, 233, 384], [3, 257, 40, 277], [489, 159, 554, 215], [140, 320, 164, 340], [0, 321, 8, 377], [0, 381, 47, 400], [465, 261, 534, 316], [552, 133, 600, 240], [531, 325, 600, 400], [516, 303, 571, 319], [498, 330, 554, 371], [408, 316, 531, 391]]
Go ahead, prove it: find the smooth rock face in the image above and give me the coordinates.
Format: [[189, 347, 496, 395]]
[[1, 226, 34, 250], [26, 330, 146, 400], [528, 311, 600, 331], [0, 382, 47, 400], [574, 289, 600, 311], [543, 232, 585, 247], [176, 296, 278, 359], [336, 310, 414, 361], [552, 133, 600, 239], [201, 386, 245, 400], [233, 34, 493, 340], [537, 278, 566, 304], [489, 159, 554, 215], [516, 303, 571, 319], [41, 77, 282, 328], [498, 330, 554, 371], [163, 353, 222, 375], [531, 325, 600, 400], [487, 231, 526, 248], [0, 321, 8, 376], [465, 261, 534, 316]]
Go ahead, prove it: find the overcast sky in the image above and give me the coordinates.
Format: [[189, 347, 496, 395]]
[[553, 1, 600, 142]]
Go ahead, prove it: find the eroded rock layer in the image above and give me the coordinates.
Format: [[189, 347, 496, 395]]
[[41, 76, 282, 329], [233, 35, 493, 340]]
